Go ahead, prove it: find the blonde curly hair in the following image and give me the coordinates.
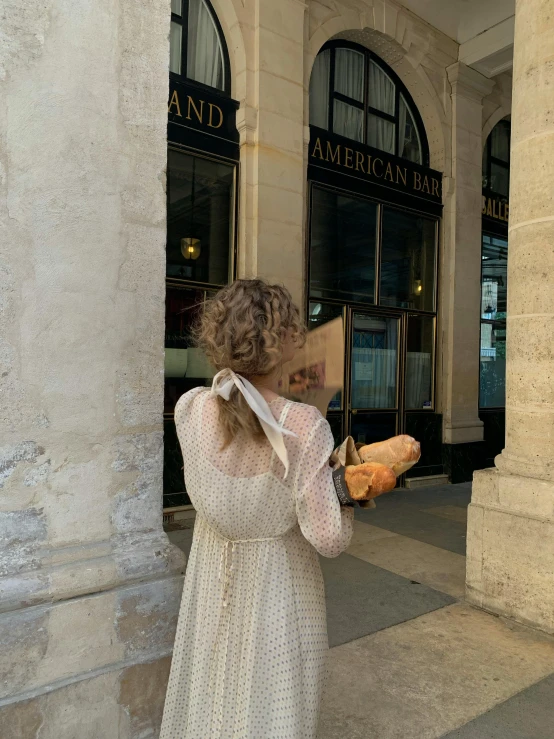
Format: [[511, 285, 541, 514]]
[[194, 279, 306, 446]]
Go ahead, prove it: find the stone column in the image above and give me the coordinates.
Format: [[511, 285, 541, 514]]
[[441, 63, 494, 481], [466, 0, 554, 633], [236, 0, 307, 307], [0, 0, 185, 734]]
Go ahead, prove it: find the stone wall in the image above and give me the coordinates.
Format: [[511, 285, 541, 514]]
[[0, 0, 185, 734]]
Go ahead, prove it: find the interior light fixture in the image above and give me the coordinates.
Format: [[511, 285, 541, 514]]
[[181, 237, 201, 260]]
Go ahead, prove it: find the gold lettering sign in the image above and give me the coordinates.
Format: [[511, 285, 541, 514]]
[[309, 136, 442, 201], [168, 89, 224, 131], [168, 89, 182, 117], [326, 141, 341, 164], [482, 195, 509, 222]]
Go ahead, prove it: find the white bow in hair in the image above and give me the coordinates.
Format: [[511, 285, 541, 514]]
[[211, 369, 296, 477]]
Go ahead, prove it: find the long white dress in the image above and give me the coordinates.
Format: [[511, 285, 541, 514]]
[[160, 387, 354, 739]]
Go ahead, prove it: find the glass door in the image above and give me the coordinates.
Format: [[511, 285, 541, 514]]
[[347, 310, 401, 445]]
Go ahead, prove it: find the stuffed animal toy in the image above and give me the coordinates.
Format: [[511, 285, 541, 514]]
[[330, 434, 421, 507]]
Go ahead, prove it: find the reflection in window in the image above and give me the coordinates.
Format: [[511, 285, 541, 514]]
[[481, 236, 507, 320], [351, 412, 397, 446], [310, 187, 377, 304], [351, 314, 398, 409], [170, 0, 226, 91], [164, 286, 216, 415], [380, 208, 436, 311], [167, 150, 234, 286], [480, 322, 506, 408], [480, 234, 508, 408], [164, 286, 216, 508], [309, 43, 426, 165], [406, 315, 434, 409], [482, 119, 510, 195]]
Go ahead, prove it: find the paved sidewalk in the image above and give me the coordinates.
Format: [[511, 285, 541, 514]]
[[167, 483, 554, 738]]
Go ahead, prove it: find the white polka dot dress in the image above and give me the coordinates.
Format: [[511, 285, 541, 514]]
[[160, 388, 354, 739]]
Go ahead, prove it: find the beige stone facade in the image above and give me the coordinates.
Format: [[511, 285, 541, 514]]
[[3, 0, 552, 735], [466, 0, 554, 634]]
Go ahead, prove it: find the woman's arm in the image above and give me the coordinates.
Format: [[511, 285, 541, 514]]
[[294, 417, 354, 558]]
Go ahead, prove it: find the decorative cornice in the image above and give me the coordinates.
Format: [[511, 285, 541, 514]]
[[447, 62, 495, 102]]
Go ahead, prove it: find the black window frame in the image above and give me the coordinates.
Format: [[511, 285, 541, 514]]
[[170, 0, 232, 96], [482, 119, 511, 197], [313, 40, 430, 167]]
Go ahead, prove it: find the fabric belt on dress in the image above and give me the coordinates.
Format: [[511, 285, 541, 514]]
[[200, 516, 291, 607]]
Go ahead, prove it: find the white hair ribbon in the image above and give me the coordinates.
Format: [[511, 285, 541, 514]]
[[211, 369, 296, 477]]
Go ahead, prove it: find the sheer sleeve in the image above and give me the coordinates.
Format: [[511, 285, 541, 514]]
[[294, 416, 354, 558], [174, 386, 208, 457]]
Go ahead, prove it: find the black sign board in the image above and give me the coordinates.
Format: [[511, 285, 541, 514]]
[[308, 126, 443, 210], [168, 78, 239, 161], [481, 190, 509, 237]]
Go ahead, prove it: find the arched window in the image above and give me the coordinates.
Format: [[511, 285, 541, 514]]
[[482, 119, 510, 197], [170, 0, 230, 93], [309, 42, 428, 166]]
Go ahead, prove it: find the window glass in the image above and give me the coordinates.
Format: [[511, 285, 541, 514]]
[[491, 122, 510, 162], [326, 414, 344, 447], [367, 114, 395, 153], [399, 95, 422, 164], [163, 285, 216, 507], [490, 162, 509, 196], [164, 286, 216, 414], [167, 150, 234, 285], [351, 412, 397, 446], [309, 49, 330, 129], [406, 315, 434, 409], [480, 321, 506, 407], [482, 140, 490, 190], [480, 234, 507, 409], [308, 301, 344, 331], [334, 48, 364, 101], [164, 419, 190, 508], [187, 0, 225, 90], [351, 314, 398, 409], [308, 302, 344, 411], [171, 0, 182, 14], [481, 236, 507, 320], [310, 187, 377, 304], [380, 208, 436, 311], [308, 46, 427, 163], [170, 21, 182, 74], [367, 61, 395, 115], [333, 100, 363, 142]]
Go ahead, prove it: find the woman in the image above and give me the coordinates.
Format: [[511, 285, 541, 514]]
[[160, 279, 354, 739]]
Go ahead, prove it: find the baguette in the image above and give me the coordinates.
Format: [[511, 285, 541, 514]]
[[344, 462, 396, 501], [358, 435, 421, 476]]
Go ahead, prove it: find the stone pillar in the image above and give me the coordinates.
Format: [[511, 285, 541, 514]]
[[466, 0, 554, 633], [0, 0, 185, 735], [236, 0, 306, 306], [441, 63, 494, 481]]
